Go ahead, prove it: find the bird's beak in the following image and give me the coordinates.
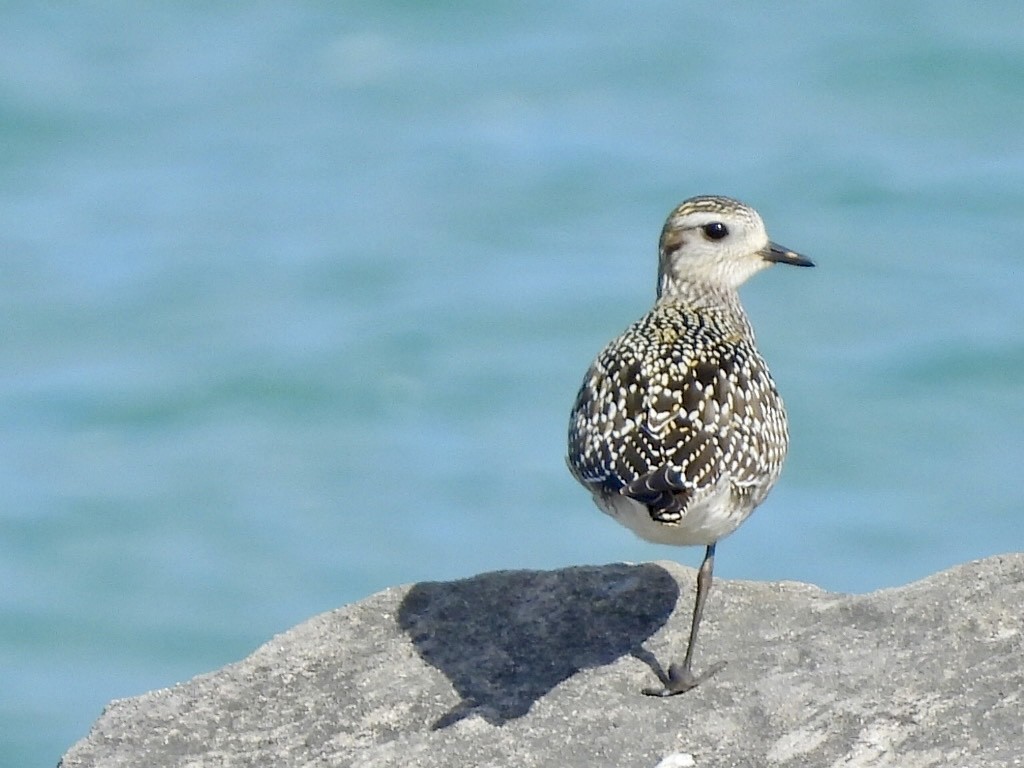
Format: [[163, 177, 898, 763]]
[[762, 241, 814, 267]]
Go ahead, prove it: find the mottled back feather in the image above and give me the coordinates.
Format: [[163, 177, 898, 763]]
[[567, 288, 789, 524]]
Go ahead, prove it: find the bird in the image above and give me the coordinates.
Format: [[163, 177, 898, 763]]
[[567, 194, 813, 696]]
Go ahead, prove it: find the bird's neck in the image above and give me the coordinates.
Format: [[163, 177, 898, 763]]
[[657, 275, 740, 309], [655, 278, 755, 334]]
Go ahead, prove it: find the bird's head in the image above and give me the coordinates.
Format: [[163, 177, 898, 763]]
[[657, 195, 813, 297]]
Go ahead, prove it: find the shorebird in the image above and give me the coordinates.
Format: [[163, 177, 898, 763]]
[[567, 195, 813, 695]]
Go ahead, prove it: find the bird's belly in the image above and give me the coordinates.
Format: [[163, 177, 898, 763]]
[[594, 480, 754, 547]]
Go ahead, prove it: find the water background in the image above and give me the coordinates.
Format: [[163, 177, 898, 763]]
[[3, 2, 1023, 764]]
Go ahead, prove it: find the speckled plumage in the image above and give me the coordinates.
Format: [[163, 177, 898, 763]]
[[568, 283, 787, 545], [567, 194, 813, 695]]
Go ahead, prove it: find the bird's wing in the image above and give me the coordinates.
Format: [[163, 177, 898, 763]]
[[569, 319, 782, 521], [620, 351, 731, 520]]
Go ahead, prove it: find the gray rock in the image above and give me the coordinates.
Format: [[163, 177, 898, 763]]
[[59, 554, 1024, 768]]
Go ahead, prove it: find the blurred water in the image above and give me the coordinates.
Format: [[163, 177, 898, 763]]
[[2, 2, 1022, 764]]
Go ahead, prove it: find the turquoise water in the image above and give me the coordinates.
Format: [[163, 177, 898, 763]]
[[3, 2, 1023, 763]]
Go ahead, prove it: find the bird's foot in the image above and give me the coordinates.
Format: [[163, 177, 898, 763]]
[[641, 660, 726, 697]]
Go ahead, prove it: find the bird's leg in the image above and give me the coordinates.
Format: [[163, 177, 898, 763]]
[[643, 543, 725, 696]]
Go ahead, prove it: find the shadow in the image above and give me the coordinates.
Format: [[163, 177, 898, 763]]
[[398, 562, 679, 729], [629, 644, 671, 686]]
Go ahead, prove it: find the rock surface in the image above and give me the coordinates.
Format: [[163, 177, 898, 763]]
[[59, 554, 1024, 768]]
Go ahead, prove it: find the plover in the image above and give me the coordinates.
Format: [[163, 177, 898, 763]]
[[567, 195, 813, 696]]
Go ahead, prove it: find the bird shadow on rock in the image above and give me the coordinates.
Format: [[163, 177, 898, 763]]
[[397, 563, 679, 729]]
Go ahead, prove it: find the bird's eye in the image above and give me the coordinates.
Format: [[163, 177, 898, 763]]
[[702, 222, 729, 240]]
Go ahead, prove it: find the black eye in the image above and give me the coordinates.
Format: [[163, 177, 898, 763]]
[[702, 222, 729, 240]]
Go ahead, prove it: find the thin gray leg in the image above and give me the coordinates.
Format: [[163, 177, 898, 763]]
[[643, 543, 726, 696]]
